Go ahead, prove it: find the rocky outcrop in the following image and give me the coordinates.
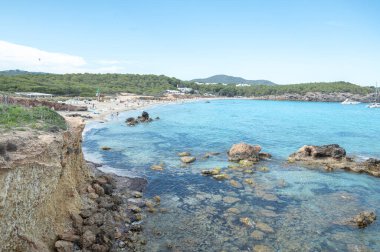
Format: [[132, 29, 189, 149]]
[[126, 111, 155, 126], [289, 144, 346, 161], [289, 144, 380, 177], [54, 162, 148, 251], [250, 92, 376, 103], [0, 117, 90, 251], [228, 142, 270, 162]]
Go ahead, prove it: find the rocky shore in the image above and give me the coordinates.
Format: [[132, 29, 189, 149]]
[[0, 116, 154, 252], [54, 161, 149, 252], [288, 144, 380, 177], [250, 92, 376, 103]]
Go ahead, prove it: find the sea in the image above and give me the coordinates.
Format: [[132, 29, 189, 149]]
[[83, 99, 380, 252]]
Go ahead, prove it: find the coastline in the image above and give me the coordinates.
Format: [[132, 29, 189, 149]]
[[58, 94, 221, 125]]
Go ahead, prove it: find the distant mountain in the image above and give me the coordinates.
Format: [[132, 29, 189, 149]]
[[0, 69, 49, 76], [192, 75, 276, 86]]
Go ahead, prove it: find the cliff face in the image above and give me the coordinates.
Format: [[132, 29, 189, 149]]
[[0, 118, 90, 251]]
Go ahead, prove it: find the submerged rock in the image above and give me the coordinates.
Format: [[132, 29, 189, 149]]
[[201, 167, 221, 176], [213, 174, 229, 180], [151, 164, 164, 171], [223, 196, 240, 204], [351, 211, 376, 228], [101, 146, 111, 151], [253, 244, 274, 252], [251, 230, 265, 240], [256, 222, 274, 233], [230, 179, 243, 188], [180, 156, 196, 163], [178, 151, 191, 157], [240, 217, 255, 227]]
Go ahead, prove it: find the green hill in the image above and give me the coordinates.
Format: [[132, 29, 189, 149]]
[[192, 74, 276, 85]]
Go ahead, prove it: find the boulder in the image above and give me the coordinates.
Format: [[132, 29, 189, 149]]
[[126, 117, 138, 126], [178, 152, 191, 157], [228, 142, 262, 162], [289, 144, 346, 161], [180, 156, 196, 163], [81, 230, 96, 248], [352, 211, 376, 228], [55, 240, 74, 252]]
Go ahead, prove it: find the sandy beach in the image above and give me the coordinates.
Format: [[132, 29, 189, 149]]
[[58, 93, 210, 123]]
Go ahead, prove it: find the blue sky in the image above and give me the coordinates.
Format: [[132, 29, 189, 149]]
[[0, 0, 379, 85]]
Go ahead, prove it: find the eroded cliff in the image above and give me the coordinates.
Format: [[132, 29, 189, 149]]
[[0, 117, 90, 251]]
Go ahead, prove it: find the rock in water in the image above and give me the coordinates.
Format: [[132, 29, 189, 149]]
[[352, 211, 376, 228], [289, 144, 346, 161], [228, 142, 262, 162], [180, 156, 196, 163], [178, 152, 191, 157]]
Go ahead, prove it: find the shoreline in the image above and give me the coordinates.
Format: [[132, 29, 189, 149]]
[[59, 94, 223, 125]]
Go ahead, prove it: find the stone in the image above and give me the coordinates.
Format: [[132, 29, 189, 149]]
[[128, 205, 142, 213], [251, 230, 265, 240], [82, 230, 96, 248], [223, 196, 240, 204], [352, 211, 376, 228], [132, 191, 143, 198], [70, 212, 83, 229], [226, 207, 240, 214], [151, 164, 164, 171], [180, 156, 196, 163], [55, 240, 74, 252], [153, 195, 161, 203], [240, 217, 254, 227], [228, 142, 262, 162], [88, 192, 99, 200], [259, 152, 272, 159], [244, 178, 255, 185], [93, 183, 105, 196], [213, 174, 229, 180], [201, 167, 221, 176], [256, 222, 274, 233], [178, 152, 191, 157], [101, 146, 111, 151], [87, 185, 96, 194], [102, 183, 114, 195], [58, 232, 80, 242], [258, 166, 270, 172], [239, 159, 255, 167], [253, 244, 274, 252], [289, 144, 346, 161], [91, 244, 109, 252], [230, 180, 242, 188]]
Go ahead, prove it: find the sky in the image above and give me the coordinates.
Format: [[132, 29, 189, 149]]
[[0, 0, 379, 85]]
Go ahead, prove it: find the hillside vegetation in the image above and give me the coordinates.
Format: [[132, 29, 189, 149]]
[[0, 73, 372, 97], [0, 105, 67, 130]]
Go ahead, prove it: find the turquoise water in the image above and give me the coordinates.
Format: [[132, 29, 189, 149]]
[[83, 100, 380, 251]]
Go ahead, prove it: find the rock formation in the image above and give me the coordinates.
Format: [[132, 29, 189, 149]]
[[126, 111, 155, 126], [227, 142, 270, 162], [0, 116, 150, 251], [289, 144, 380, 177], [0, 117, 90, 251], [351, 211, 376, 228]]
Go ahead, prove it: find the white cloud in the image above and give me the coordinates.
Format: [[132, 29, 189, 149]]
[[0, 40, 88, 73], [0, 40, 131, 74]]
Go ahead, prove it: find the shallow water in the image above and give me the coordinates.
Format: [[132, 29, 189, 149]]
[[83, 99, 380, 251]]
